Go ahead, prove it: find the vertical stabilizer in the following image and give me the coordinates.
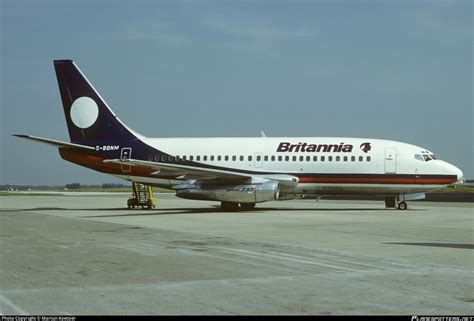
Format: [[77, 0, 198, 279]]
[[54, 60, 137, 143]]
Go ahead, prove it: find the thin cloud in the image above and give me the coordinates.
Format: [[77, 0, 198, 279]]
[[413, 1, 472, 37], [206, 18, 316, 41], [98, 20, 192, 47]]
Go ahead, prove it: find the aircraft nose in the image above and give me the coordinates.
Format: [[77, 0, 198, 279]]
[[447, 163, 464, 182], [454, 166, 464, 182]]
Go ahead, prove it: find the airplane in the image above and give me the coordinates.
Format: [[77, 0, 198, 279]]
[[15, 60, 464, 211]]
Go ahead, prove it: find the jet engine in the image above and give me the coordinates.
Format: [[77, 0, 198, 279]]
[[176, 181, 279, 203]]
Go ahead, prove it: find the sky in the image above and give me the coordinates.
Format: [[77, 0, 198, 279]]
[[1, 0, 472, 185]]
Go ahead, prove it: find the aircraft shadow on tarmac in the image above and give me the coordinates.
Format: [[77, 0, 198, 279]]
[[384, 242, 474, 250], [79, 206, 419, 218], [1, 206, 422, 217]]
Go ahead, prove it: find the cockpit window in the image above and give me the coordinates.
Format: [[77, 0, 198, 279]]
[[415, 153, 437, 162]]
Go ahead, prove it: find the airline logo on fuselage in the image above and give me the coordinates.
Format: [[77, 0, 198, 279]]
[[95, 145, 120, 151], [277, 142, 353, 153], [360, 142, 371, 153]]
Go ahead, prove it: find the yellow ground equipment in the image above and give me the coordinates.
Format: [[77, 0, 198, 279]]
[[127, 182, 157, 209]]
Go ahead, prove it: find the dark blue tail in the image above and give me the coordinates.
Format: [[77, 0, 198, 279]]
[[54, 60, 137, 144]]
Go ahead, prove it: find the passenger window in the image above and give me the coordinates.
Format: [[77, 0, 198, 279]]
[[306, 156, 310, 161], [328, 156, 333, 162], [336, 156, 340, 161], [257, 155, 261, 161], [248, 156, 252, 161], [217, 155, 222, 161], [292, 156, 297, 161], [196, 156, 200, 161], [225, 155, 229, 161], [313, 156, 318, 161], [210, 156, 214, 161], [367, 156, 371, 162], [351, 156, 355, 162], [321, 156, 325, 162], [278, 156, 282, 161], [264, 156, 268, 161], [240, 155, 244, 161], [285, 156, 289, 161], [232, 155, 236, 161], [203, 156, 207, 161], [359, 156, 363, 162], [344, 156, 348, 162], [271, 155, 275, 161], [190, 155, 194, 161], [299, 156, 304, 161]]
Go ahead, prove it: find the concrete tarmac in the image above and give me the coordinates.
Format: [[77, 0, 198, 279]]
[[1, 194, 473, 315]]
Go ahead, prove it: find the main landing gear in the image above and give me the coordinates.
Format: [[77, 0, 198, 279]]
[[221, 201, 256, 211], [384, 196, 408, 210]]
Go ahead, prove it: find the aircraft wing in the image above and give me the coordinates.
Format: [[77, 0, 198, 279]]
[[102, 158, 299, 186], [103, 158, 251, 181]]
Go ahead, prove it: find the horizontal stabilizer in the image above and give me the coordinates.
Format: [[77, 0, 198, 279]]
[[14, 135, 95, 150]]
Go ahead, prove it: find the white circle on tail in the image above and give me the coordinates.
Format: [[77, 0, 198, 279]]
[[70, 97, 99, 129]]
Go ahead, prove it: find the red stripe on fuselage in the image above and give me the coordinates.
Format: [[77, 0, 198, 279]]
[[298, 177, 455, 185]]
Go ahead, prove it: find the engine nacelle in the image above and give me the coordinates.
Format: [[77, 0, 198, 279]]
[[176, 181, 279, 203]]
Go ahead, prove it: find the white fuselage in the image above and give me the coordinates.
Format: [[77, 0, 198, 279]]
[[115, 137, 462, 197]]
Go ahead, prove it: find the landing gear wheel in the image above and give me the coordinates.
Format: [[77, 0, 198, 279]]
[[221, 201, 239, 211], [397, 201, 408, 210], [240, 203, 256, 211]]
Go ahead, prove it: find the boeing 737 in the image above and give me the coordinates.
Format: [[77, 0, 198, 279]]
[[16, 60, 464, 210]]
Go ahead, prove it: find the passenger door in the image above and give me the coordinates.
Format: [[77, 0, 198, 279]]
[[384, 147, 397, 174]]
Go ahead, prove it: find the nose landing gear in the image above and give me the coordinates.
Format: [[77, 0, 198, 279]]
[[397, 201, 408, 210], [384, 196, 408, 210]]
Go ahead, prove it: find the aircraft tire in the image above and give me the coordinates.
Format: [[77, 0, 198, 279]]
[[240, 203, 256, 211], [221, 201, 239, 211], [398, 201, 408, 210]]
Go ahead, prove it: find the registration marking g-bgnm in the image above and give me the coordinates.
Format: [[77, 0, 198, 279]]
[[95, 145, 120, 151]]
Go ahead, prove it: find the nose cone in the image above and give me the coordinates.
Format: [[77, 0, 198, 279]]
[[446, 162, 464, 182], [437, 160, 463, 183], [454, 166, 464, 182]]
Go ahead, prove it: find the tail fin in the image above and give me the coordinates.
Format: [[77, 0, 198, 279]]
[[54, 60, 137, 144]]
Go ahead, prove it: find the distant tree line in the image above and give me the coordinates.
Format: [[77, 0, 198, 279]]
[[65, 182, 81, 189], [101, 183, 128, 189]]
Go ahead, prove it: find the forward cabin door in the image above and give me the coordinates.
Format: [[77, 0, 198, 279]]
[[384, 147, 397, 174]]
